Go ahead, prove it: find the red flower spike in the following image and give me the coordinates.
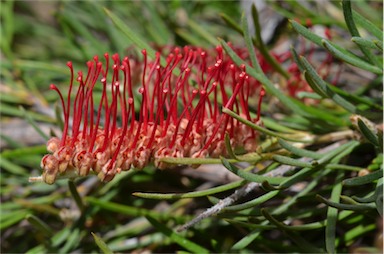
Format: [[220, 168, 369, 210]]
[[39, 45, 266, 184]]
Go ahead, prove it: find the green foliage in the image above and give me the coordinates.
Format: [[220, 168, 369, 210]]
[[1, 1, 382, 253]]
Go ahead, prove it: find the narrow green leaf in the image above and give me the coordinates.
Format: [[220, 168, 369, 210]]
[[302, 71, 328, 98], [227, 219, 327, 231], [357, 119, 380, 146], [261, 180, 283, 191], [317, 141, 360, 165], [0, 133, 23, 148], [261, 209, 323, 253], [251, 4, 289, 78], [68, 180, 85, 212], [13, 59, 68, 74], [19, 106, 50, 141], [273, 169, 332, 215], [352, 193, 377, 203], [291, 19, 381, 73], [59, 11, 108, 57], [0, 210, 30, 230], [225, 191, 279, 211], [296, 91, 323, 100], [142, 1, 170, 45], [326, 164, 363, 172], [26, 214, 53, 237], [221, 157, 287, 185], [277, 139, 322, 159], [325, 171, 343, 253], [0, 0, 14, 60], [0, 157, 28, 176], [1, 145, 47, 159], [230, 226, 265, 250], [317, 195, 376, 211], [375, 178, 383, 216], [262, 118, 297, 134], [328, 83, 383, 110], [352, 9, 383, 41], [188, 19, 218, 46], [300, 56, 358, 113], [290, 19, 325, 46], [223, 108, 313, 142], [279, 141, 359, 189], [51, 228, 72, 248], [159, 157, 232, 165], [290, 46, 305, 72], [373, 40, 383, 52], [60, 228, 81, 253], [91, 232, 113, 254], [351, 37, 381, 50], [219, 13, 243, 36], [343, 169, 383, 186], [133, 179, 246, 200], [287, 0, 315, 17], [322, 39, 382, 74], [146, 216, 209, 253], [175, 29, 202, 46], [224, 133, 239, 160], [85, 197, 187, 223], [272, 155, 315, 168], [104, 8, 174, 74], [342, 0, 381, 66], [289, 99, 348, 126], [0, 103, 56, 123], [241, 13, 262, 73], [104, 8, 155, 56]]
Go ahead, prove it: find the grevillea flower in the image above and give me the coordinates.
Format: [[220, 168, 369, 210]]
[[40, 45, 265, 184]]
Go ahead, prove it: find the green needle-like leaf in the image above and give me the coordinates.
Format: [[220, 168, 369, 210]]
[[91, 233, 113, 254], [352, 9, 383, 41], [104, 8, 176, 74], [219, 13, 243, 36], [317, 195, 376, 211], [300, 56, 358, 113], [26, 214, 53, 237], [146, 216, 209, 253], [68, 180, 85, 212], [133, 180, 247, 200], [342, 0, 381, 67], [272, 155, 316, 168], [357, 118, 380, 147], [343, 169, 383, 186], [221, 157, 287, 184], [225, 191, 279, 211], [241, 13, 262, 73], [188, 19, 218, 46], [251, 4, 289, 78], [261, 209, 323, 253], [322, 39, 383, 74], [223, 108, 313, 142], [278, 139, 322, 159], [352, 37, 381, 50], [325, 172, 343, 253], [85, 197, 187, 223]]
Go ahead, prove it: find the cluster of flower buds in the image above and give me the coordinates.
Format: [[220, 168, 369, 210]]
[[40, 45, 265, 184]]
